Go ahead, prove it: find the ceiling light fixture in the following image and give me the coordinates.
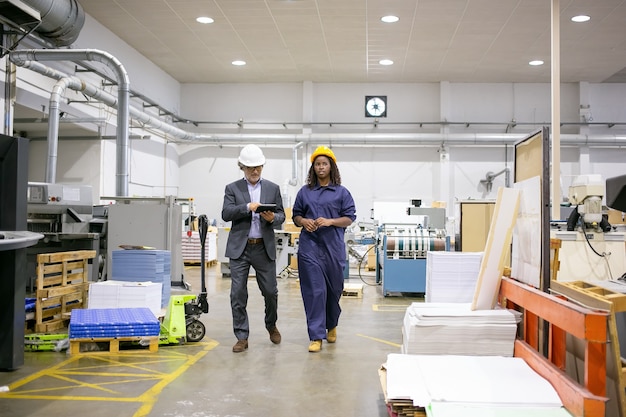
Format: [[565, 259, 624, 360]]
[[379, 59, 394, 66], [529, 60, 544, 66], [571, 15, 590, 23], [196, 16, 214, 24], [232, 60, 246, 66], [381, 15, 399, 23]]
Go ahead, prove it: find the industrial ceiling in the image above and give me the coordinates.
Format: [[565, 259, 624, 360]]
[[75, 0, 626, 84]]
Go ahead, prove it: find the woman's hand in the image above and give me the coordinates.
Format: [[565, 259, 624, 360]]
[[301, 218, 318, 232]]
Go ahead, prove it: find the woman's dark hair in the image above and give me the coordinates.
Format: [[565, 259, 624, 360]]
[[306, 156, 341, 188]]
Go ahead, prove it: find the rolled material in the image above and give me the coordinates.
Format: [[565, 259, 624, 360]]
[[385, 230, 446, 259]]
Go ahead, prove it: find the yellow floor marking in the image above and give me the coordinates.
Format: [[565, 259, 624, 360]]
[[372, 304, 410, 312], [357, 333, 402, 348], [0, 340, 218, 408], [133, 341, 218, 417]]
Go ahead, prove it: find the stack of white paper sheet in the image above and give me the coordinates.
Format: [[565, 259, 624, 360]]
[[386, 353, 568, 417], [402, 302, 517, 356], [426, 251, 483, 303], [88, 280, 163, 317], [111, 249, 171, 307]]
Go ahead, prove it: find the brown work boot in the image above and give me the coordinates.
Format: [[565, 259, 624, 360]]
[[268, 326, 281, 344], [232, 339, 248, 353], [308, 340, 322, 352], [327, 327, 337, 343]]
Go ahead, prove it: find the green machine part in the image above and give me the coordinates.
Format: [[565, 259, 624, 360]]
[[160, 294, 197, 344]]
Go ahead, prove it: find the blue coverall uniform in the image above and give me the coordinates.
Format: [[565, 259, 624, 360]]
[[293, 182, 356, 341]]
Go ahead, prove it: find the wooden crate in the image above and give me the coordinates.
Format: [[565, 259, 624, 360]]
[[69, 336, 159, 354], [35, 250, 96, 333]]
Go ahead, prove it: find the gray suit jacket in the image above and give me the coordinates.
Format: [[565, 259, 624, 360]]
[[221, 178, 285, 260]]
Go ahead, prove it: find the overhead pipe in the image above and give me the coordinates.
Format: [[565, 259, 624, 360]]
[[10, 49, 130, 196], [21, 0, 85, 46], [9, 58, 626, 157]]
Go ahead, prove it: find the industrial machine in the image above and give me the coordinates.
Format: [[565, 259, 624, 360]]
[[102, 196, 187, 288], [376, 202, 450, 296], [276, 230, 299, 279], [217, 227, 299, 279], [26, 182, 103, 284], [552, 174, 626, 281]]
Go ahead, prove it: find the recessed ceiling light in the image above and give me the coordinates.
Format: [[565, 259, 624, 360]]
[[571, 15, 590, 23], [196, 16, 214, 24], [529, 60, 544, 66], [379, 59, 394, 66], [232, 60, 246, 66], [381, 15, 399, 23]]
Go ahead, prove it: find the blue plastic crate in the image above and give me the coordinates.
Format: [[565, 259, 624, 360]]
[[69, 308, 160, 339]]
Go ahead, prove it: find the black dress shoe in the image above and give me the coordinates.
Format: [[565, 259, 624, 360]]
[[232, 339, 248, 352], [268, 326, 281, 344]]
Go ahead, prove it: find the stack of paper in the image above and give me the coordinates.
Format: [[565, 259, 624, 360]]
[[426, 251, 483, 303], [385, 353, 568, 417], [402, 302, 518, 356], [181, 231, 217, 263], [88, 280, 163, 317], [111, 249, 171, 307]]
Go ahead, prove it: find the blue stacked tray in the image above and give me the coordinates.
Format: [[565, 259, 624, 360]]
[[111, 250, 171, 307], [69, 308, 161, 339]]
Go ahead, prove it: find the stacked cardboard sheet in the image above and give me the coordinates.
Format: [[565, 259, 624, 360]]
[[69, 307, 160, 339], [88, 280, 163, 317], [402, 302, 518, 356], [181, 231, 217, 263], [385, 353, 569, 417], [111, 249, 171, 308], [425, 251, 483, 303]]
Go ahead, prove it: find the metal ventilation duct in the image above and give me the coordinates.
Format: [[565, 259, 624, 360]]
[[0, 0, 84, 47], [0, 0, 40, 26]]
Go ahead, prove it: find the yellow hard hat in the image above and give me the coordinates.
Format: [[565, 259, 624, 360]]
[[310, 146, 336, 163]]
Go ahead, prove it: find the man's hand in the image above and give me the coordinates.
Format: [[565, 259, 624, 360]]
[[260, 211, 275, 223]]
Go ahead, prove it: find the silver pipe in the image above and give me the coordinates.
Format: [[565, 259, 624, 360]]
[[9, 59, 626, 153], [22, 0, 85, 46], [10, 49, 130, 196], [288, 142, 304, 186], [45, 77, 69, 183]]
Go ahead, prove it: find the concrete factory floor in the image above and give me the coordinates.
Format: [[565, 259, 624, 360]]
[[0, 263, 420, 417]]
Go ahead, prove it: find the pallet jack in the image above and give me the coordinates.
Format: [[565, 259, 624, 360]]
[[160, 214, 210, 344]]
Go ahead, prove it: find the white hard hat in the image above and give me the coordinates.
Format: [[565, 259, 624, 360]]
[[238, 144, 266, 167]]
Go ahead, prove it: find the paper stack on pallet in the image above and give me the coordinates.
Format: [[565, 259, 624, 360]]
[[425, 251, 483, 303], [111, 249, 171, 308], [385, 353, 569, 417], [402, 302, 518, 356], [88, 280, 163, 317]]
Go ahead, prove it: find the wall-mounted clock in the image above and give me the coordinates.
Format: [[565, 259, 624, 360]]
[[365, 95, 387, 118]]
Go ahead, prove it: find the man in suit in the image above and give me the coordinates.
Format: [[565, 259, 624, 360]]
[[221, 144, 286, 352]]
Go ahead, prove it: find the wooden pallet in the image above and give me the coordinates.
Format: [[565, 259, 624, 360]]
[[35, 250, 96, 332], [184, 259, 217, 267], [342, 283, 364, 298], [550, 279, 626, 417], [69, 335, 159, 354]]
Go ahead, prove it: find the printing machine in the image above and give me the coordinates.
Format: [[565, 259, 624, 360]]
[[376, 202, 450, 296], [26, 182, 103, 284]]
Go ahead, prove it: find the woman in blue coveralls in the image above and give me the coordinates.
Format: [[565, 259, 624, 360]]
[[292, 146, 356, 352]]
